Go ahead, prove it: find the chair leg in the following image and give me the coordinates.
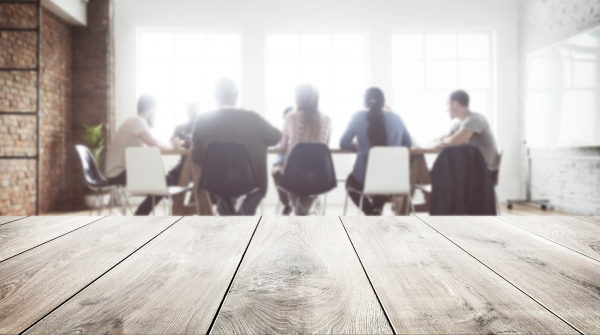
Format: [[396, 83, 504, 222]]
[[343, 193, 349, 216], [495, 189, 501, 216], [323, 194, 327, 216], [359, 195, 364, 216], [152, 196, 155, 216], [406, 193, 416, 216], [193, 190, 200, 216]]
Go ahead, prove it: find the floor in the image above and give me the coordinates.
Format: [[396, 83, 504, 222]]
[[1, 216, 599, 334]]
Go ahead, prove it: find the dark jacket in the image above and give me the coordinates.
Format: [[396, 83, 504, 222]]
[[191, 108, 282, 197], [430, 144, 496, 215]]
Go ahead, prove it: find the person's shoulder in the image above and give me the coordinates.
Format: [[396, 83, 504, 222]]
[[351, 110, 368, 121], [468, 112, 489, 125]]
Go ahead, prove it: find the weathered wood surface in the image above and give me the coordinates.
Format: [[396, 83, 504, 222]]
[[0, 216, 101, 261], [499, 216, 600, 262], [575, 216, 600, 225], [0, 216, 24, 226], [25, 217, 259, 335], [211, 216, 392, 335], [341, 216, 577, 334], [420, 216, 600, 334], [0, 216, 180, 334]]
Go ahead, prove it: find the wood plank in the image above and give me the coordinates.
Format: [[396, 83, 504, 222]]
[[211, 216, 392, 335], [0, 216, 180, 334], [574, 216, 600, 225], [420, 216, 600, 334], [499, 216, 600, 262], [25, 217, 259, 335], [0, 216, 102, 261], [0, 216, 24, 226], [340, 216, 577, 334]]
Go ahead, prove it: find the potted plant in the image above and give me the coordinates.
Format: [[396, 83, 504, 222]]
[[82, 123, 110, 209]]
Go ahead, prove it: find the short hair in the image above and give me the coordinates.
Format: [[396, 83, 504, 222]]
[[137, 94, 156, 113], [450, 90, 470, 107], [214, 78, 238, 104]]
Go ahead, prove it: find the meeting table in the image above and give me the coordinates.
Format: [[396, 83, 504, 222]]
[[0, 215, 599, 334]]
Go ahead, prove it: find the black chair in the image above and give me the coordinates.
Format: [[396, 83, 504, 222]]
[[278, 143, 337, 215], [198, 143, 259, 215], [75, 145, 122, 215]]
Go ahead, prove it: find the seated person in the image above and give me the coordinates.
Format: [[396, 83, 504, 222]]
[[435, 90, 500, 171], [271, 106, 294, 215], [191, 78, 282, 215], [340, 87, 412, 215], [278, 84, 332, 216], [105, 95, 184, 215], [167, 103, 200, 183]]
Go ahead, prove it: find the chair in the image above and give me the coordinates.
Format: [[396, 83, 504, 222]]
[[198, 143, 259, 215], [125, 147, 198, 216], [278, 143, 337, 215], [344, 147, 414, 215], [490, 149, 503, 215], [75, 145, 120, 215]]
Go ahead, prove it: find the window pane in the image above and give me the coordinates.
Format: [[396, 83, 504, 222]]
[[469, 91, 489, 115], [208, 34, 240, 59], [458, 34, 489, 59], [300, 34, 332, 59], [332, 34, 366, 59], [393, 60, 424, 89], [175, 33, 206, 59], [140, 33, 172, 59], [426, 60, 457, 89], [266, 35, 299, 59], [426, 34, 456, 59], [392, 34, 423, 59], [139, 59, 173, 102], [458, 60, 490, 89]]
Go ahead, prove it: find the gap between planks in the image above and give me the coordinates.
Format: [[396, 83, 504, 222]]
[[413, 216, 584, 335]]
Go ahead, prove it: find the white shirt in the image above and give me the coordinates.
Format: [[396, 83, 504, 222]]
[[105, 115, 149, 178]]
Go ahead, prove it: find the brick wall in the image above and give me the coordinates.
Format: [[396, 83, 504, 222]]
[[520, 0, 600, 214]]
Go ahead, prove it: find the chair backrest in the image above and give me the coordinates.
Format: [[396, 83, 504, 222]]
[[363, 146, 410, 196], [199, 142, 258, 198], [125, 146, 168, 195], [279, 143, 337, 196], [75, 145, 108, 187], [490, 149, 503, 187]]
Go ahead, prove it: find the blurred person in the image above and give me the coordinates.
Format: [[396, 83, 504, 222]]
[[105, 94, 184, 215], [271, 106, 294, 215], [191, 78, 282, 215], [278, 84, 332, 216], [340, 87, 412, 215], [435, 90, 499, 171]]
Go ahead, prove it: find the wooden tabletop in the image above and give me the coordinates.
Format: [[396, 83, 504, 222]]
[[1, 216, 598, 334]]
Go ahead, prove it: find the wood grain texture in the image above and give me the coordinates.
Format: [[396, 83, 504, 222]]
[[211, 216, 392, 335], [575, 216, 600, 225], [0, 216, 24, 226], [0, 216, 180, 334], [499, 216, 600, 262], [420, 216, 600, 334], [25, 216, 259, 335], [0, 216, 101, 261], [341, 216, 577, 334]]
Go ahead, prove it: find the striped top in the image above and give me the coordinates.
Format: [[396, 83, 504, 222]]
[[278, 111, 332, 167]]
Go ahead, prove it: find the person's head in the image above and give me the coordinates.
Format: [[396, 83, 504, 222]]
[[214, 78, 238, 107], [186, 103, 199, 123], [295, 84, 319, 116], [283, 106, 294, 119], [364, 87, 388, 147], [137, 94, 156, 127], [448, 90, 470, 119]]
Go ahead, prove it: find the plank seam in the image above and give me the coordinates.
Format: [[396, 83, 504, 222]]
[[495, 217, 600, 264], [414, 216, 584, 335], [338, 216, 396, 335], [572, 216, 600, 226], [0, 216, 28, 227], [206, 216, 263, 335], [0, 216, 106, 264], [18, 216, 185, 335]]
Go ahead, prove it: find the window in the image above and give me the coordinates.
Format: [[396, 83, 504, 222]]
[[265, 34, 368, 147], [392, 32, 494, 144], [137, 30, 241, 141]]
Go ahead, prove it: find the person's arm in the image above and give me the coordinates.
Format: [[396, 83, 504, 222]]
[[437, 128, 473, 148], [138, 131, 181, 153], [398, 117, 413, 148], [278, 115, 291, 152], [324, 116, 332, 145], [340, 115, 357, 150], [256, 114, 282, 146]]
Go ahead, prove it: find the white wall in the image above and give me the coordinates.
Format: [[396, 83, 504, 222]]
[[114, 0, 521, 205]]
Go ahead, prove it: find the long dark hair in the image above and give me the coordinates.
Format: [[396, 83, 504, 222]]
[[365, 87, 387, 147], [295, 84, 321, 142]]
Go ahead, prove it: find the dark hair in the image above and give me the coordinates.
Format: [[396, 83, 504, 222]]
[[137, 95, 156, 114], [365, 87, 387, 147], [450, 90, 470, 107], [283, 106, 294, 118]]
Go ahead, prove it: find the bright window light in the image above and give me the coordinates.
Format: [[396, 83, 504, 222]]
[[392, 32, 494, 145], [265, 33, 368, 148], [137, 31, 241, 142]]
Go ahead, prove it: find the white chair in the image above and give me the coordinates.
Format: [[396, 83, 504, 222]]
[[343, 147, 415, 215], [125, 147, 199, 216]]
